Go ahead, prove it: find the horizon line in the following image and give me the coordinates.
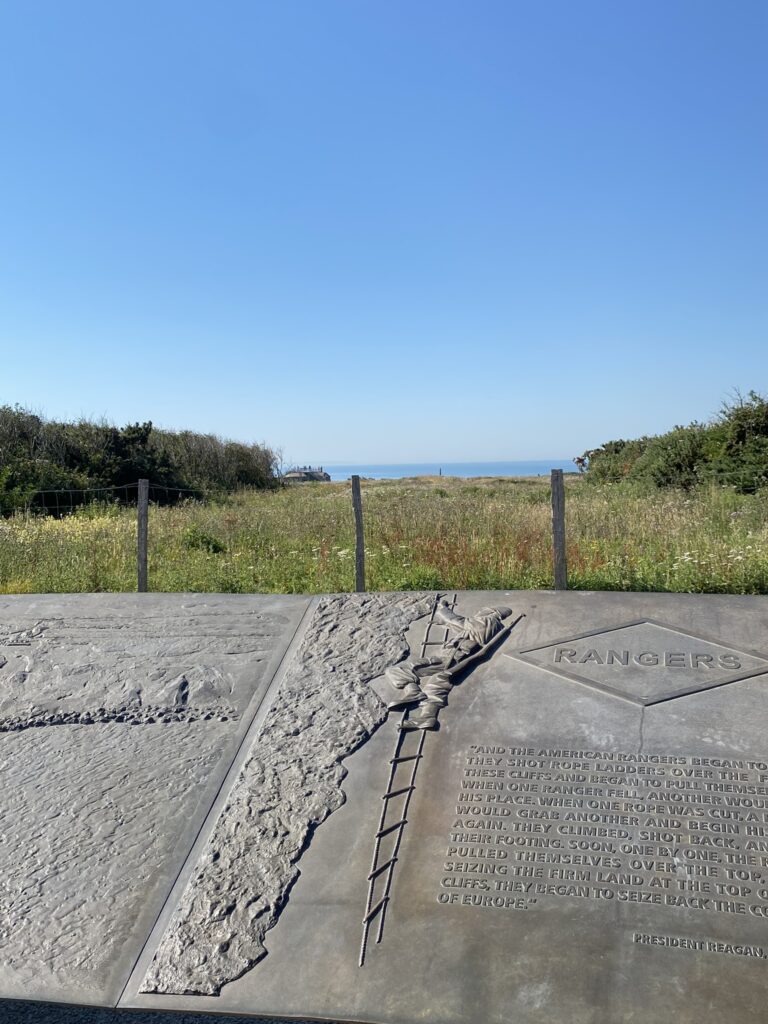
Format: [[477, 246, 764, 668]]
[[305, 458, 574, 467]]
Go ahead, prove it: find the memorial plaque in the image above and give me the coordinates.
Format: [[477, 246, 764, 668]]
[[2, 591, 767, 1023], [513, 618, 768, 704]]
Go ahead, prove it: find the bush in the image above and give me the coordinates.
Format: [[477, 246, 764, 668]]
[[632, 425, 708, 490], [181, 525, 227, 554], [0, 406, 279, 515], [577, 438, 651, 484], [578, 392, 768, 493]]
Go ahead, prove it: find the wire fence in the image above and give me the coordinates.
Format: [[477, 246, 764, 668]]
[[4, 481, 210, 517], [1, 472, 766, 596], [1, 481, 208, 592], [0, 474, 570, 595]]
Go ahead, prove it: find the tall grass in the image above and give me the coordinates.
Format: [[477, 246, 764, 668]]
[[1, 477, 767, 594]]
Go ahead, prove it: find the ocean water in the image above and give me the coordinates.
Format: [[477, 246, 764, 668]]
[[323, 460, 574, 481]]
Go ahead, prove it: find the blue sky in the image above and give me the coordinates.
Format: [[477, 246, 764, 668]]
[[1, 1, 765, 464]]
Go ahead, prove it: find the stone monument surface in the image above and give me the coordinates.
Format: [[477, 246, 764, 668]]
[[0, 593, 311, 1007], [2, 590, 768, 1023]]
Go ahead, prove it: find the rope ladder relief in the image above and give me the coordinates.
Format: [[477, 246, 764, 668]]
[[359, 593, 458, 966]]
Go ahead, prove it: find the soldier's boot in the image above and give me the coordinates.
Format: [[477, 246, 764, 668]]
[[400, 699, 441, 731]]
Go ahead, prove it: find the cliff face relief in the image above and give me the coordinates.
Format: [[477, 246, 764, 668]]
[[0, 597, 308, 1002], [141, 592, 432, 996], [0, 606, 294, 729]]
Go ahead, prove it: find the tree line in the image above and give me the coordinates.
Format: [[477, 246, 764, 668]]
[[0, 406, 279, 513], [578, 391, 768, 492]]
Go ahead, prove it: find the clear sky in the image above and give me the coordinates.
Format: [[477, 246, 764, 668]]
[[1, 1, 766, 465]]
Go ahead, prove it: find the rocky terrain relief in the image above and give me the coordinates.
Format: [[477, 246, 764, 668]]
[[0, 599, 306, 1000], [141, 592, 433, 997], [0, 606, 294, 729]]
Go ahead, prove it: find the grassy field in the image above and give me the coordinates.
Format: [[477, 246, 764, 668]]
[[0, 476, 767, 595]]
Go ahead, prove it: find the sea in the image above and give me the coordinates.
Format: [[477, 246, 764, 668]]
[[322, 460, 574, 482]]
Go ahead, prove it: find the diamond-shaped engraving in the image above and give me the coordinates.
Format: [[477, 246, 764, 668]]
[[506, 619, 768, 705]]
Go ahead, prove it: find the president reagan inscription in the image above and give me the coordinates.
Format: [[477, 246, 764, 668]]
[[510, 619, 768, 704], [438, 744, 768, 940]]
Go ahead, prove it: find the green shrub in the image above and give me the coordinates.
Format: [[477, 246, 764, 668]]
[[579, 392, 768, 493], [182, 525, 226, 554], [0, 406, 279, 515]]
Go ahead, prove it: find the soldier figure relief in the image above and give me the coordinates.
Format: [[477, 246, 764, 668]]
[[381, 601, 513, 730]]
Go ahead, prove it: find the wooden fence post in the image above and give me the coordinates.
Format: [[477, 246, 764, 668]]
[[351, 475, 365, 592], [550, 469, 567, 590], [137, 479, 149, 593]]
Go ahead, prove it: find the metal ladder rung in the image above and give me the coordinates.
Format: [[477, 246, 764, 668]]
[[368, 856, 397, 881], [376, 818, 406, 839], [382, 785, 414, 801], [390, 753, 422, 765], [363, 895, 389, 924]]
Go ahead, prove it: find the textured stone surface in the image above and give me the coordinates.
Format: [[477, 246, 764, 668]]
[[0, 594, 310, 1007], [124, 592, 768, 1024], [0, 603, 289, 727], [2, 1002, 330, 1024], [141, 592, 432, 996], [0, 723, 223, 995], [5, 591, 768, 1024]]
